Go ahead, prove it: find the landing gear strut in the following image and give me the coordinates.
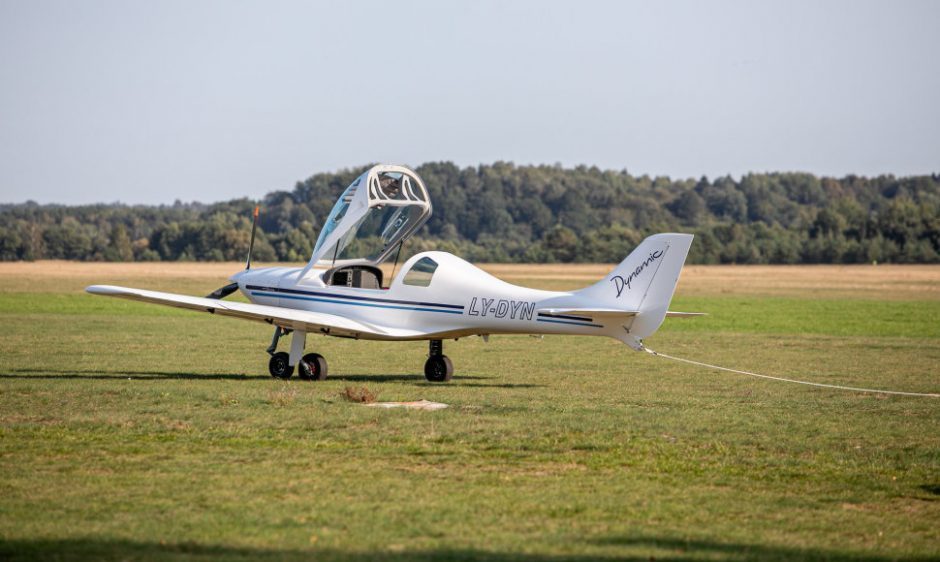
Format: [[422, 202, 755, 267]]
[[266, 326, 328, 381], [424, 339, 454, 382]]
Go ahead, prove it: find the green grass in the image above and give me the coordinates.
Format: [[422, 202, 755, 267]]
[[1, 268, 939, 561], [670, 296, 940, 338]]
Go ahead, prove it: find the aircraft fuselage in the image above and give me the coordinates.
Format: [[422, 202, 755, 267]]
[[231, 250, 615, 341]]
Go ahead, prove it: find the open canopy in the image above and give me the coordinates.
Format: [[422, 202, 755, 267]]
[[307, 165, 432, 269]]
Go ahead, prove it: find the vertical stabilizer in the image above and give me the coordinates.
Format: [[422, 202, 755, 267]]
[[576, 233, 694, 349]]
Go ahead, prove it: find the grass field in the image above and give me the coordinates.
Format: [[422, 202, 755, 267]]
[[0, 262, 938, 561]]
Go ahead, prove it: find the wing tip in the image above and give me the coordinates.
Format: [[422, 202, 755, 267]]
[[665, 311, 707, 318], [86, 285, 126, 295]]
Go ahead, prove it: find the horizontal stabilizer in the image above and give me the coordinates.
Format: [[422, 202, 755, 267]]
[[539, 308, 705, 319], [538, 307, 639, 318], [665, 311, 706, 318]]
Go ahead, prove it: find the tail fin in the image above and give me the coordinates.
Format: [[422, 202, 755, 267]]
[[577, 233, 694, 349]]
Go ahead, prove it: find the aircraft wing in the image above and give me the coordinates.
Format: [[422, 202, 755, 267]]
[[86, 285, 408, 338], [538, 307, 705, 319]]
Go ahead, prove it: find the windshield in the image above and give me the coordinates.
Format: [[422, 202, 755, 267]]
[[316, 204, 422, 265], [308, 166, 432, 268], [312, 181, 356, 258]]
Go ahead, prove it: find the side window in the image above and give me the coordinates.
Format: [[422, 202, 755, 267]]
[[403, 257, 438, 287]]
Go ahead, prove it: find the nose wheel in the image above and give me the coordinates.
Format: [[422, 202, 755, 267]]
[[424, 339, 454, 382]]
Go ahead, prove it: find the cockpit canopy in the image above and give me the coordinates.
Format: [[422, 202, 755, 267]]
[[308, 165, 432, 268]]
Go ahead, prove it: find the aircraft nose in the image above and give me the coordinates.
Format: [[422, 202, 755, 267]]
[[228, 269, 249, 283]]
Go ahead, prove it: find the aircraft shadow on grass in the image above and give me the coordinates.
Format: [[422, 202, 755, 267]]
[[0, 369, 540, 387], [2, 368, 268, 381], [587, 536, 936, 561], [920, 483, 940, 496], [333, 373, 543, 388], [0, 369, 271, 380], [415, 381, 545, 388], [0, 536, 931, 562]]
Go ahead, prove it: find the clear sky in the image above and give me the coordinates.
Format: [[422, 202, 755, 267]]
[[1, 0, 937, 205]]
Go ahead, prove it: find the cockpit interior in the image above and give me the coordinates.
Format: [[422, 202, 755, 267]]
[[305, 165, 433, 289]]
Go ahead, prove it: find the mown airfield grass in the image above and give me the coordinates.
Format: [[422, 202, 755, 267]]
[[0, 262, 938, 561]]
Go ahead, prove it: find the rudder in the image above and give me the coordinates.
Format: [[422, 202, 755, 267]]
[[577, 233, 694, 347]]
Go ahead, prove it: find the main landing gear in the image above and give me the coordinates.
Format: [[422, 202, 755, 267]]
[[268, 351, 293, 379], [424, 339, 453, 382], [265, 329, 454, 382], [266, 327, 328, 381]]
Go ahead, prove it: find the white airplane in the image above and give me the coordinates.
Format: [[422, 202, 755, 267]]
[[87, 164, 701, 382]]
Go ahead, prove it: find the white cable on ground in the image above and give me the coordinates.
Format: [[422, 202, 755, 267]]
[[643, 347, 940, 398]]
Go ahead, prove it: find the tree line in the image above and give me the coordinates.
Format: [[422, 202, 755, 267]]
[[1, 162, 938, 264]]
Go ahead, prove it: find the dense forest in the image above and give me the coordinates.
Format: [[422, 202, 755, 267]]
[[1, 162, 938, 264]]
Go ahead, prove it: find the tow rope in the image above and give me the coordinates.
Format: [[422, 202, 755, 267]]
[[643, 347, 940, 398]]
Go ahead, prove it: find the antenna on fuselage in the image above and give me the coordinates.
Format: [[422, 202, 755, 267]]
[[246, 205, 260, 270], [387, 240, 404, 289]]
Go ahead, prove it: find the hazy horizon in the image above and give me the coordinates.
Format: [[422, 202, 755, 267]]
[[2, 0, 938, 205]]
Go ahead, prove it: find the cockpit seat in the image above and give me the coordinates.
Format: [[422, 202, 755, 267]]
[[323, 265, 383, 289]]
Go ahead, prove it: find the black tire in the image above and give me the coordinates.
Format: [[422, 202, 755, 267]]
[[298, 353, 328, 381], [424, 355, 454, 382], [268, 352, 294, 379]]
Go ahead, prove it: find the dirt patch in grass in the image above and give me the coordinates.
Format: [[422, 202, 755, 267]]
[[339, 386, 378, 404]]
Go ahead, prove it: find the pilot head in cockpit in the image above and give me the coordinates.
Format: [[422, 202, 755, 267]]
[[379, 175, 402, 198]]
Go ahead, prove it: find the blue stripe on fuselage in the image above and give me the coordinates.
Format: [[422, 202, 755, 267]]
[[245, 284, 464, 310], [536, 318, 603, 328], [247, 286, 602, 326], [249, 291, 465, 315], [537, 312, 594, 322]]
